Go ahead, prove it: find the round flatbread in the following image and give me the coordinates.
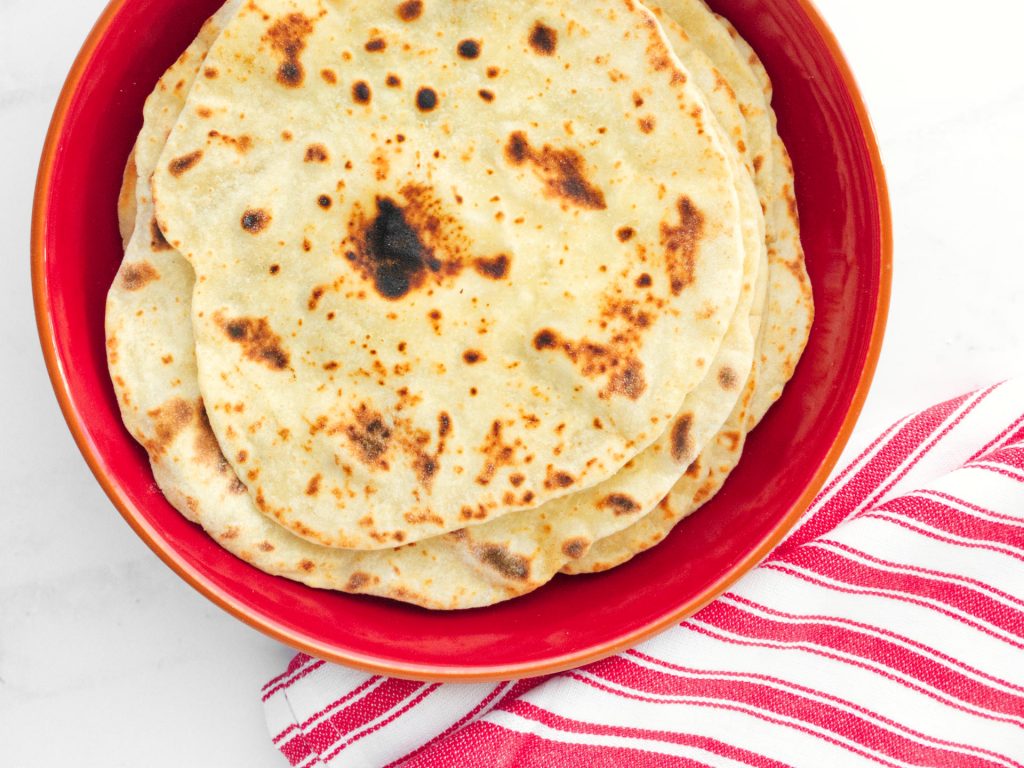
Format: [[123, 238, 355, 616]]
[[151, 0, 747, 549]]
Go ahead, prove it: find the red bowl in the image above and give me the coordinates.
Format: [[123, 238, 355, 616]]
[[33, 0, 891, 680]]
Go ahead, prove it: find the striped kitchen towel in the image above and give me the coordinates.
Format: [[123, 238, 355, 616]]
[[263, 380, 1024, 767]]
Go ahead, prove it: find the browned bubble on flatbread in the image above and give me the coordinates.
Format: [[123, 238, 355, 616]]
[[598, 493, 641, 516], [670, 412, 694, 462], [264, 13, 315, 88], [216, 314, 290, 370], [561, 537, 588, 559], [718, 365, 738, 390], [661, 196, 705, 295], [474, 543, 530, 580], [504, 131, 606, 211], [528, 21, 557, 55], [396, 0, 423, 22], [120, 262, 160, 291], [241, 208, 271, 233], [168, 150, 203, 176], [342, 402, 393, 469], [304, 143, 329, 163]]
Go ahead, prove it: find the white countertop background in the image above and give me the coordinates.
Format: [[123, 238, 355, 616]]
[[3, 0, 1023, 764]]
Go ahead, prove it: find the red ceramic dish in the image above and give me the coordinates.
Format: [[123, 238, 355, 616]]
[[33, 0, 891, 680]]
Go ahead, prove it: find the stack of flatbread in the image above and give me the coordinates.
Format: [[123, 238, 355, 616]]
[[106, 0, 812, 609]]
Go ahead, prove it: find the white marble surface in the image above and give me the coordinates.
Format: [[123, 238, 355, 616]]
[[2, 0, 1023, 765]]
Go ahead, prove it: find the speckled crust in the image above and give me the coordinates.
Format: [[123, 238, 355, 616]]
[[564, 0, 812, 575], [151, 0, 748, 550]]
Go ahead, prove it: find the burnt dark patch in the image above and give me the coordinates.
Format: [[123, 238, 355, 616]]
[[532, 331, 557, 354], [599, 493, 641, 516], [120, 261, 160, 291], [486, 66, 500, 78], [241, 208, 270, 233], [533, 329, 557, 350], [616, 226, 635, 243], [265, 13, 314, 88], [365, 37, 386, 52], [661, 196, 705, 295], [685, 456, 702, 478], [168, 150, 203, 176], [473, 253, 509, 279], [415, 87, 438, 111], [503, 131, 606, 210], [353, 80, 371, 104], [528, 21, 557, 55], [269, 264, 280, 274], [396, 0, 423, 21], [635, 272, 652, 287], [457, 39, 480, 59], [670, 413, 694, 462], [150, 219, 172, 251], [344, 185, 478, 299], [219, 315, 290, 370], [318, 194, 332, 209], [386, 73, 401, 87], [305, 143, 329, 162], [349, 197, 436, 299], [477, 544, 529, 580], [462, 349, 484, 364], [478, 89, 495, 102], [438, 412, 451, 438]]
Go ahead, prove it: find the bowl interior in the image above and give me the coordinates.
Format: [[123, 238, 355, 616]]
[[35, 0, 887, 677]]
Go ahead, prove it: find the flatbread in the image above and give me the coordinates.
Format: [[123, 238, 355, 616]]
[[151, 0, 747, 549], [565, 2, 812, 573], [107, 2, 519, 610], [449, 8, 765, 595]]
